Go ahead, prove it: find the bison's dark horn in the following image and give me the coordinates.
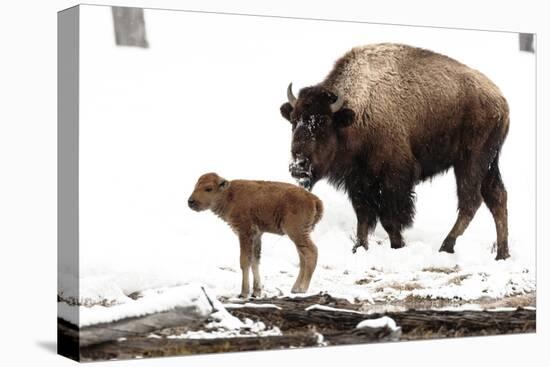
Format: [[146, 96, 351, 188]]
[[287, 83, 297, 108], [330, 92, 345, 113]]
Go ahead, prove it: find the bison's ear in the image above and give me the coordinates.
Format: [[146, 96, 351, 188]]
[[333, 108, 355, 128], [280, 102, 293, 122]]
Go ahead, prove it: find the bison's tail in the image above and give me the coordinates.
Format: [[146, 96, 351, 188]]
[[487, 148, 503, 180], [311, 197, 324, 229]]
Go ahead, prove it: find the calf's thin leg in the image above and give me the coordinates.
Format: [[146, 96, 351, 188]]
[[291, 249, 306, 293], [251, 234, 263, 297], [298, 236, 318, 292], [287, 230, 318, 293], [238, 233, 253, 298]]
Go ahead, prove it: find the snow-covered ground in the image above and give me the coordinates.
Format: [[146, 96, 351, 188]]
[[58, 6, 536, 327]]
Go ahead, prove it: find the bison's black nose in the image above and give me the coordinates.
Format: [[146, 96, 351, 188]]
[[188, 198, 196, 208], [289, 156, 311, 176]]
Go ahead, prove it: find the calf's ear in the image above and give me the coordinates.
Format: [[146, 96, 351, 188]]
[[280, 102, 293, 122], [218, 179, 229, 191], [333, 108, 355, 128]]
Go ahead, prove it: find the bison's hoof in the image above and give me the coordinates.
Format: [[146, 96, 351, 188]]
[[495, 251, 510, 261], [352, 241, 369, 254], [238, 293, 249, 299], [391, 240, 405, 249], [439, 238, 456, 253]]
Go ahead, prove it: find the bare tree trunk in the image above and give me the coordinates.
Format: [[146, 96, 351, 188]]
[[519, 33, 534, 53], [112, 7, 149, 48]]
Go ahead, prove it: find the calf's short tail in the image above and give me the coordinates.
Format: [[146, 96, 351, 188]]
[[312, 197, 324, 229]]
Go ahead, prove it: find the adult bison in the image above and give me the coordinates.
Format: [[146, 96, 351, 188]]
[[280, 43, 510, 260]]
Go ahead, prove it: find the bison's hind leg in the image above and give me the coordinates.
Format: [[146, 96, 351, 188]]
[[440, 155, 487, 254], [439, 147, 498, 253], [481, 155, 510, 260]]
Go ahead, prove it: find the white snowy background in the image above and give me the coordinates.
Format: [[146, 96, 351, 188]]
[[59, 5, 536, 326]]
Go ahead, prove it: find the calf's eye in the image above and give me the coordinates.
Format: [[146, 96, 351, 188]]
[[205, 187, 213, 192]]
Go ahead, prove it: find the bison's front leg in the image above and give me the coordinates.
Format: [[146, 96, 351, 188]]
[[379, 188, 416, 249], [350, 194, 377, 253]]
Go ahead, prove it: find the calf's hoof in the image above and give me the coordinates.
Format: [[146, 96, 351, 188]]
[[238, 293, 249, 299], [439, 238, 456, 254], [252, 289, 262, 298], [291, 286, 307, 294]]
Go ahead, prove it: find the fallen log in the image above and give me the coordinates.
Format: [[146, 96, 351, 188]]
[[75, 308, 534, 361], [229, 305, 535, 339], [65, 293, 536, 361], [58, 304, 210, 349], [81, 333, 320, 361]]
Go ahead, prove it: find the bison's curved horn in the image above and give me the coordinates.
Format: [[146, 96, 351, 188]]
[[330, 92, 345, 113], [287, 83, 297, 108]]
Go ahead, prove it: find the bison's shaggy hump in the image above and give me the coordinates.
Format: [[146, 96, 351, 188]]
[[323, 43, 508, 131]]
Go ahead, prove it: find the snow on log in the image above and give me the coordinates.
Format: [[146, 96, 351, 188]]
[[58, 285, 217, 347], [78, 303, 210, 347]]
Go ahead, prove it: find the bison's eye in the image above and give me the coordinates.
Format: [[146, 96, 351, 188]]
[[205, 187, 213, 192]]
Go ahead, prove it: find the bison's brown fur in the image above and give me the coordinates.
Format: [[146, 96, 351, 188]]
[[188, 173, 323, 297], [281, 43, 510, 260]]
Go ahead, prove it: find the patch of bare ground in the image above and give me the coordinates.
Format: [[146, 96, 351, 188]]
[[421, 265, 460, 274], [360, 291, 535, 314], [373, 282, 423, 293], [355, 277, 376, 285], [446, 274, 471, 285]]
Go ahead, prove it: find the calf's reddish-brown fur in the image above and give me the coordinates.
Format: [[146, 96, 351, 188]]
[[188, 172, 323, 297]]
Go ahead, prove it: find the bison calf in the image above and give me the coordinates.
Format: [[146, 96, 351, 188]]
[[188, 172, 323, 297]]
